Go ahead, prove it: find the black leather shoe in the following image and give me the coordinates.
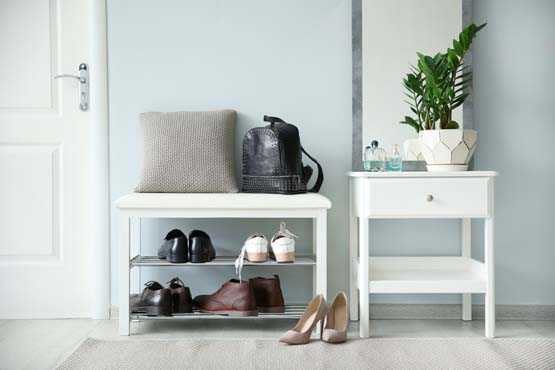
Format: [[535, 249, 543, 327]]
[[158, 229, 186, 259], [167, 277, 193, 313], [189, 230, 215, 263], [167, 235, 189, 263], [131, 281, 172, 316]]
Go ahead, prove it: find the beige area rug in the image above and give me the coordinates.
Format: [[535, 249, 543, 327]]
[[58, 338, 555, 370]]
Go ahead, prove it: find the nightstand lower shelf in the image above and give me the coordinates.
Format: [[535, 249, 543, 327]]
[[367, 257, 487, 294]]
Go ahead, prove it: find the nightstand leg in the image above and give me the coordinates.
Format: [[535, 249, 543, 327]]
[[485, 217, 495, 338], [119, 213, 130, 336], [359, 217, 370, 338], [349, 186, 359, 321], [462, 218, 472, 321]]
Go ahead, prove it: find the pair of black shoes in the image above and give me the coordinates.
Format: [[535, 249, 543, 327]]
[[158, 229, 216, 263], [131, 277, 193, 316]]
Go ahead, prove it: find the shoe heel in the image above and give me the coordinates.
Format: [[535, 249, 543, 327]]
[[144, 306, 172, 317], [274, 252, 295, 263], [319, 319, 324, 340], [173, 303, 193, 314], [189, 253, 210, 263], [246, 252, 268, 263]]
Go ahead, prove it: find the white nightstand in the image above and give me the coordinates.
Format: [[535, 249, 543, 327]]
[[347, 171, 497, 338]]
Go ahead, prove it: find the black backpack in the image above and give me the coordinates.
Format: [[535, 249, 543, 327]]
[[241, 115, 323, 194]]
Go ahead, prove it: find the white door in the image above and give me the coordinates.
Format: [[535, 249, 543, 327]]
[[0, 0, 91, 318]]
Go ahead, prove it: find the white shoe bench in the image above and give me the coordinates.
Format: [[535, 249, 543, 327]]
[[116, 192, 331, 335]]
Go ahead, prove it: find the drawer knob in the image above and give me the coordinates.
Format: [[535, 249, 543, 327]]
[[426, 194, 434, 202]]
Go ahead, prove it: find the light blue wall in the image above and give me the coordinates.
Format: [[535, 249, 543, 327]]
[[107, 0, 352, 304], [369, 0, 555, 305], [108, 0, 555, 307], [472, 0, 555, 305]]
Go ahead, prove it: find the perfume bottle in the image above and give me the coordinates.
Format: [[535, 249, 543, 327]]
[[363, 145, 372, 171], [386, 144, 403, 172], [363, 140, 386, 172]]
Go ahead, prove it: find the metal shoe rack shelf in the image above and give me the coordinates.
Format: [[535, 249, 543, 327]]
[[116, 193, 331, 335]]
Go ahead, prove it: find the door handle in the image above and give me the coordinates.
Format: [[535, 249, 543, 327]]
[[54, 63, 89, 111]]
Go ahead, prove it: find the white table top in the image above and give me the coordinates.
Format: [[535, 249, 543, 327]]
[[347, 171, 498, 178], [115, 192, 332, 210]]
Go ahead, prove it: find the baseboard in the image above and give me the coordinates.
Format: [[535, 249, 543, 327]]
[[369, 304, 555, 321], [110, 305, 118, 318]]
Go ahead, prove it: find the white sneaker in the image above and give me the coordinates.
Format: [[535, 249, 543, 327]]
[[271, 222, 297, 263], [243, 234, 269, 262], [234, 234, 268, 281]]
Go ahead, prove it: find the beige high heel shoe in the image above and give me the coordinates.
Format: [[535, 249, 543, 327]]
[[322, 292, 348, 343], [279, 295, 327, 345]]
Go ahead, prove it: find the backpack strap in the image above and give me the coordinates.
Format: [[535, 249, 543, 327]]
[[301, 146, 323, 193], [263, 115, 324, 192], [263, 115, 285, 127]]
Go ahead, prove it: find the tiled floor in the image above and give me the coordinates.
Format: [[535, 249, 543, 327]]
[[1, 319, 554, 369]]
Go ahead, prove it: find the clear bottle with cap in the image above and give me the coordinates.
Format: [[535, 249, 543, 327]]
[[363, 140, 386, 172]]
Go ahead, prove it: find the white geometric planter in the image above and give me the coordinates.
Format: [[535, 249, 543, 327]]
[[403, 138, 424, 160], [419, 129, 478, 172]]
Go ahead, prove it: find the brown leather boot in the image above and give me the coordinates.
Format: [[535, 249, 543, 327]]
[[250, 275, 285, 313], [193, 279, 258, 316], [167, 277, 193, 313]]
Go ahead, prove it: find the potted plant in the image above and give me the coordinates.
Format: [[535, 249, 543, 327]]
[[400, 23, 486, 171]]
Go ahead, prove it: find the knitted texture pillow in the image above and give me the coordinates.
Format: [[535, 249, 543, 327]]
[[135, 110, 238, 193]]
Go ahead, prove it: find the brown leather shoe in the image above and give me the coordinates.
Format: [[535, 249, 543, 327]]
[[131, 281, 172, 316], [193, 279, 258, 316], [250, 275, 285, 313], [167, 277, 193, 313]]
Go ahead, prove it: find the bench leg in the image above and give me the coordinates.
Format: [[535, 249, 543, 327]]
[[119, 213, 130, 336]]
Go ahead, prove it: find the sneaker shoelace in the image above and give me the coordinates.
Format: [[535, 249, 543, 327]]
[[234, 234, 266, 282], [234, 244, 247, 282], [271, 222, 298, 242]]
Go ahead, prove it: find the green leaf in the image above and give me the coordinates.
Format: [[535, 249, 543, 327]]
[[454, 78, 472, 88], [400, 23, 484, 134], [400, 116, 421, 133], [447, 50, 459, 68]]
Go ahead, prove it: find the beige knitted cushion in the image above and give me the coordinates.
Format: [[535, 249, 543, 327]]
[[135, 110, 238, 193]]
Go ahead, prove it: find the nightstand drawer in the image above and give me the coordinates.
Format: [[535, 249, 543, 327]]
[[366, 177, 491, 218]]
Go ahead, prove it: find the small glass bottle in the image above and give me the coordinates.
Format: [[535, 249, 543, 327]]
[[363, 145, 372, 171], [386, 144, 403, 172], [363, 140, 386, 172]]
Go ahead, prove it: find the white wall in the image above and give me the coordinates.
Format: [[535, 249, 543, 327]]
[[107, 0, 352, 304], [362, 0, 462, 150]]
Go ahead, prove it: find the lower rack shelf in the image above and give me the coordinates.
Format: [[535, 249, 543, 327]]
[[130, 305, 307, 320]]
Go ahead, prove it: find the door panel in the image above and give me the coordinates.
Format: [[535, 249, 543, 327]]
[[0, 144, 60, 260], [0, 0, 90, 318], [0, 0, 58, 112]]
